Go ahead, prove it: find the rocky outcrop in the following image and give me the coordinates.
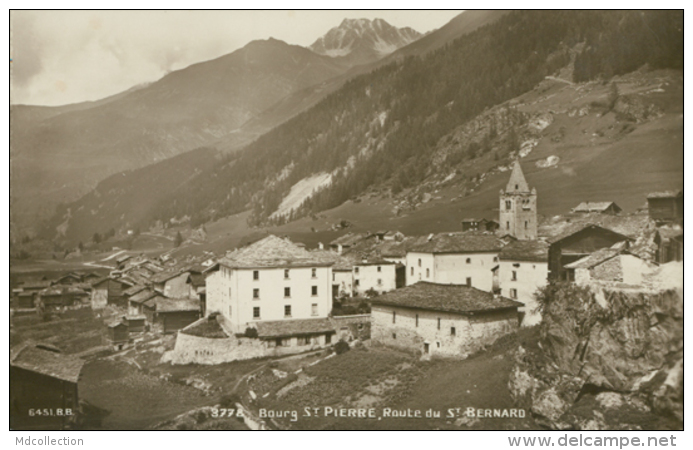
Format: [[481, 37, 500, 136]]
[[508, 283, 682, 430]]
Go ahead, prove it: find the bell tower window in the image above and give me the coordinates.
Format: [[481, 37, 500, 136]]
[[505, 200, 512, 210]]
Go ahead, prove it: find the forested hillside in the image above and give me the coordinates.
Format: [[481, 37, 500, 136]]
[[46, 10, 683, 243]]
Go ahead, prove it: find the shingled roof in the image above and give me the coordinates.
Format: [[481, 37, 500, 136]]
[[538, 212, 650, 243], [647, 190, 682, 199], [504, 160, 530, 193], [573, 202, 621, 213], [371, 282, 523, 315], [11, 344, 85, 384], [155, 297, 200, 312], [564, 247, 629, 270], [220, 235, 334, 269], [499, 240, 549, 262], [409, 232, 502, 254], [255, 318, 335, 339]]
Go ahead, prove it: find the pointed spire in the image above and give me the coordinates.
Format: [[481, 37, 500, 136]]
[[505, 160, 530, 193]]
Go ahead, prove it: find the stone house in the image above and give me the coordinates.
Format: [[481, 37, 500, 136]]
[[205, 235, 334, 336], [10, 343, 85, 430], [564, 247, 655, 287], [371, 282, 522, 358], [155, 298, 201, 334], [461, 218, 500, 232], [497, 240, 549, 327], [150, 270, 193, 298], [406, 232, 502, 292]]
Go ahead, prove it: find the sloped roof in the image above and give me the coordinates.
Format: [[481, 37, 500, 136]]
[[372, 282, 523, 315], [129, 289, 160, 304], [409, 232, 502, 254], [504, 160, 530, 193], [647, 190, 682, 199], [564, 247, 633, 270], [123, 284, 148, 297], [545, 223, 633, 245], [22, 281, 52, 290], [499, 240, 549, 262], [573, 202, 621, 213], [330, 232, 370, 247], [220, 235, 334, 269], [150, 270, 187, 284], [187, 273, 206, 288], [11, 344, 85, 383], [156, 297, 200, 312], [255, 318, 335, 339]]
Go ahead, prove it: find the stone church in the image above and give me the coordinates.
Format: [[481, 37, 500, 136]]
[[499, 160, 537, 240]]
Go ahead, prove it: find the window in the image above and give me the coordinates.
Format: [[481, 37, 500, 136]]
[[451, 327, 456, 336], [311, 268, 317, 278], [510, 289, 518, 299], [228, 287, 232, 297], [515, 184, 519, 190], [284, 305, 292, 317], [418, 259, 422, 267], [392, 333, 397, 340], [332, 273, 335, 281], [253, 270, 259, 280], [301, 336, 311, 346], [466, 258, 471, 264], [525, 221, 528, 229], [466, 277, 472, 287], [284, 269, 290, 279], [355, 267, 359, 274], [284, 287, 291, 297], [312, 303, 318, 316], [411, 267, 414, 276], [377, 266, 382, 272], [355, 279, 360, 287], [493, 256, 499, 263], [253, 288, 260, 299], [415, 314, 419, 327], [512, 271, 517, 281], [228, 305, 232, 317], [311, 286, 318, 296], [506, 221, 510, 230], [275, 338, 283, 347], [325, 333, 332, 344], [506, 200, 512, 210], [437, 342, 441, 348], [392, 311, 396, 324], [437, 318, 441, 330], [253, 307, 260, 319], [426, 268, 430, 278]]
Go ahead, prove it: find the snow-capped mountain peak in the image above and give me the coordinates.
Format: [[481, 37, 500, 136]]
[[309, 18, 422, 64]]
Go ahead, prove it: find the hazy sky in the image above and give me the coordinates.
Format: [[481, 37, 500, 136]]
[[10, 10, 463, 106]]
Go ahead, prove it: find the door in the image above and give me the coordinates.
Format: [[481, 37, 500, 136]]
[[423, 343, 430, 354]]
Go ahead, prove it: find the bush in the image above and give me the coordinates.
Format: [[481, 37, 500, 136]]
[[219, 393, 241, 408], [244, 327, 258, 338], [334, 340, 350, 355]]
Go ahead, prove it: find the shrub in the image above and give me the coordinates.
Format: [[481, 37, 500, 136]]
[[334, 340, 350, 355], [219, 393, 241, 408], [244, 327, 258, 338]]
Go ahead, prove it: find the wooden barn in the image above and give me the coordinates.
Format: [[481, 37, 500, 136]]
[[91, 277, 132, 309], [156, 298, 201, 334], [572, 201, 622, 215], [13, 292, 36, 309], [547, 224, 633, 281], [126, 315, 146, 334], [10, 343, 85, 430], [107, 320, 129, 347], [654, 227, 683, 264], [461, 218, 500, 232], [647, 190, 683, 224]]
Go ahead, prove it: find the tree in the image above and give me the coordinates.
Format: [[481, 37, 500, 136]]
[[174, 231, 183, 248], [607, 81, 620, 112], [92, 232, 102, 244], [78, 241, 84, 252]]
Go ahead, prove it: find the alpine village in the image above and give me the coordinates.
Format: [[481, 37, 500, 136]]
[[10, 11, 683, 431]]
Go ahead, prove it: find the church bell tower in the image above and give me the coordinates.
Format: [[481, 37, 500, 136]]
[[499, 160, 537, 240]]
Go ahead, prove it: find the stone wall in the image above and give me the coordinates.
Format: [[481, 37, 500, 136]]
[[91, 287, 108, 310], [331, 314, 371, 341], [163, 332, 266, 365]]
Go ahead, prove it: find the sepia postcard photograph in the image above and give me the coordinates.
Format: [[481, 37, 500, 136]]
[[8, 8, 684, 437]]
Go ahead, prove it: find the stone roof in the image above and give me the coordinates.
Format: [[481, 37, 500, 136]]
[[329, 232, 369, 247], [187, 273, 206, 288], [255, 317, 335, 339], [539, 212, 650, 243], [129, 289, 160, 304], [155, 297, 200, 312], [123, 284, 148, 297], [220, 235, 334, 269], [564, 248, 626, 270], [408, 232, 502, 254], [504, 160, 530, 193], [647, 190, 682, 199], [573, 202, 621, 213], [371, 282, 523, 315], [150, 270, 187, 284], [499, 240, 549, 262], [11, 344, 85, 384]]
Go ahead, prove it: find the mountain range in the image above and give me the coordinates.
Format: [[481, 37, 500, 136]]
[[10, 11, 684, 248]]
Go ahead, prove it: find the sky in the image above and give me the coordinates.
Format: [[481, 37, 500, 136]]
[[10, 10, 463, 107]]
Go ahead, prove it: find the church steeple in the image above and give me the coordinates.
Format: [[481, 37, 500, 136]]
[[499, 160, 537, 240], [505, 160, 530, 193]]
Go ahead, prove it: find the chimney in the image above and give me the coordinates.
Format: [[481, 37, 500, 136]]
[[318, 242, 324, 250], [337, 244, 343, 254]]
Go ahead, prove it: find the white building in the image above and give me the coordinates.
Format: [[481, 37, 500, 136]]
[[371, 282, 522, 358], [406, 232, 502, 292], [353, 260, 398, 296], [497, 240, 549, 327], [205, 235, 334, 336]]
